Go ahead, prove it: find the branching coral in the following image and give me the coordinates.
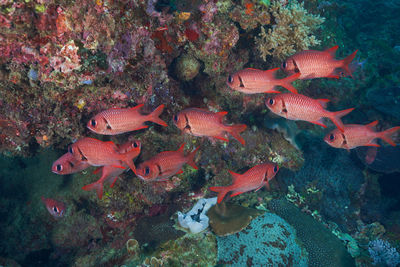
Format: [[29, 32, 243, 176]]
[[255, 0, 325, 60]]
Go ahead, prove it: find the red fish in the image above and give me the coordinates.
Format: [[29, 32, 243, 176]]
[[87, 104, 167, 135], [209, 162, 279, 203], [265, 93, 354, 132], [324, 121, 400, 150], [227, 68, 300, 94], [82, 140, 141, 199], [136, 143, 199, 181], [51, 152, 90, 175], [68, 137, 140, 174], [281, 45, 358, 79], [173, 108, 247, 145], [41, 196, 66, 219]]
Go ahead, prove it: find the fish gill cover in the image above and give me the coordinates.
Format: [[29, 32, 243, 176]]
[[0, 0, 399, 266]]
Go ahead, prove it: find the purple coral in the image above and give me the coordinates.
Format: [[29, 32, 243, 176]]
[[368, 239, 400, 267]]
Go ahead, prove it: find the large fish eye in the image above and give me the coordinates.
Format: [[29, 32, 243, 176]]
[[56, 164, 63, 172], [273, 165, 278, 173], [90, 119, 96, 127], [228, 75, 233, 83], [145, 166, 150, 175], [173, 115, 178, 122], [282, 61, 287, 69], [268, 98, 274, 106], [53, 206, 59, 213], [133, 141, 139, 148], [329, 134, 335, 141]]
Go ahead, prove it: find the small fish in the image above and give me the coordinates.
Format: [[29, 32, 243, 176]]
[[68, 137, 140, 174], [281, 45, 358, 79], [209, 162, 279, 203], [41, 196, 66, 219], [136, 143, 199, 182], [227, 68, 300, 94], [173, 108, 247, 145], [87, 104, 167, 135], [324, 121, 400, 150], [82, 140, 141, 199], [265, 93, 354, 132], [51, 152, 90, 175]]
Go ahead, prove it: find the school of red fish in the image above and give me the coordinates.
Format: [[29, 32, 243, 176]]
[[46, 45, 400, 217]]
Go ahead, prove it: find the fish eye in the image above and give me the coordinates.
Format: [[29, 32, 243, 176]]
[[145, 166, 150, 175], [173, 115, 178, 122], [90, 119, 96, 127], [273, 165, 278, 173], [268, 98, 274, 105], [329, 134, 335, 141], [282, 61, 287, 69], [56, 164, 62, 172], [133, 141, 139, 148], [53, 206, 58, 213], [228, 75, 233, 83]]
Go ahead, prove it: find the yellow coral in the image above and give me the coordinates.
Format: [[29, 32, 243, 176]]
[[255, 0, 325, 60]]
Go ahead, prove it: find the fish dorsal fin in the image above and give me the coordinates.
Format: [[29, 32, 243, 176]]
[[366, 120, 379, 129], [325, 45, 339, 57], [317, 99, 330, 108], [177, 143, 185, 153], [245, 68, 259, 71], [228, 170, 241, 183], [130, 104, 144, 111], [265, 67, 280, 73]]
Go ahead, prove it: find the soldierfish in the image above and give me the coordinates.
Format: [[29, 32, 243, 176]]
[[324, 120, 400, 150], [136, 143, 199, 182], [209, 162, 279, 203], [51, 152, 90, 175], [265, 93, 354, 132], [82, 140, 141, 199], [281, 45, 358, 79], [173, 108, 247, 145], [227, 68, 300, 94], [87, 104, 167, 135], [68, 137, 140, 174], [41, 196, 66, 219]]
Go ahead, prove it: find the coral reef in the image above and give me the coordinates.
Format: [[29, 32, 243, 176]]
[[217, 212, 308, 266], [268, 198, 355, 266], [368, 239, 400, 267], [255, 0, 325, 60]]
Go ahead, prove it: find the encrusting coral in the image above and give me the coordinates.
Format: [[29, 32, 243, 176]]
[[255, 0, 325, 60], [207, 202, 264, 236]]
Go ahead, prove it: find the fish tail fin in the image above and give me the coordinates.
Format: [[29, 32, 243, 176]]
[[341, 50, 358, 77], [148, 104, 168, 127], [227, 124, 247, 145], [186, 146, 199, 169], [82, 181, 104, 199], [329, 108, 355, 132], [379, 126, 400, 146], [277, 72, 300, 94], [209, 186, 230, 204]]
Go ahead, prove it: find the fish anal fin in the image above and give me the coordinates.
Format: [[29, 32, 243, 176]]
[[228, 170, 241, 183], [310, 119, 327, 128], [213, 135, 229, 143], [230, 191, 244, 198], [366, 120, 379, 129], [317, 99, 330, 108], [327, 74, 340, 79], [130, 104, 144, 110]]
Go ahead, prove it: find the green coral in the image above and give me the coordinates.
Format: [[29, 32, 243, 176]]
[[255, 0, 325, 60]]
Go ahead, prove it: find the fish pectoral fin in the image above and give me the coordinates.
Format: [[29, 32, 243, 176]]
[[230, 191, 244, 198], [310, 119, 327, 128]]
